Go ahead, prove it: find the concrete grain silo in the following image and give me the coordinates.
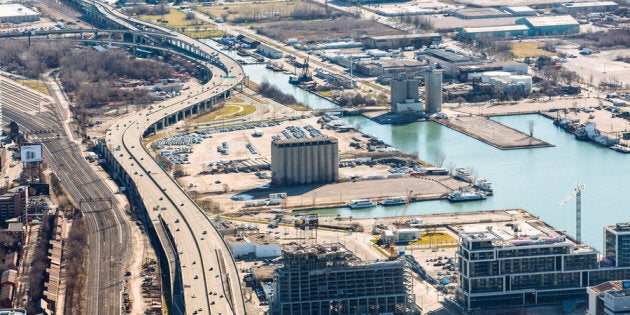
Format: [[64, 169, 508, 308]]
[[271, 137, 339, 186], [424, 66, 443, 114]]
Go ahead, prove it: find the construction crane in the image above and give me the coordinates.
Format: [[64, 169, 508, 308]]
[[559, 183, 585, 243], [389, 190, 414, 258]]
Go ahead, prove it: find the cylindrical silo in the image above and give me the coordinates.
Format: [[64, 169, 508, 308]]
[[424, 67, 443, 114]]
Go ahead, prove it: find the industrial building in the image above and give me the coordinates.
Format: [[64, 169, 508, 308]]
[[453, 8, 512, 19], [554, 1, 619, 14], [460, 15, 580, 40], [363, 33, 442, 50], [270, 243, 419, 315], [604, 222, 630, 268], [271, 137, 338, 186], [355, 58, 426, 77], [455, 220, 630, 312], [587, 280, 630, 315], [390, 76, 422, 113], [226, 234, 281, 259], [456, 61, 529, 81], [0, 4, 40, 24], [516, 15, 580, 36], [502, 6, 538, 17], [469, 71, 532, 94], [459, 25, 530, 40], [424, 66, 443, 114], [257, 44, 283, 59], [417, 49, 475, 76]]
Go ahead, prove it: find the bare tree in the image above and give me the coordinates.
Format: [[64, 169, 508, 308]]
[[432, 151, 446, 167]]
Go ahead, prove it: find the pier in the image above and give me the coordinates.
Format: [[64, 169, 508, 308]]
[[432, 114, 553, 150]]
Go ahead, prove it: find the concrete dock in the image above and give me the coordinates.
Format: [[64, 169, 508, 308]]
[[432, 115, 553, 150]]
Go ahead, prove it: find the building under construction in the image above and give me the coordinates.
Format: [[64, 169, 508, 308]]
[[271, 137, 338, 186], [270, 243, 419, 315]]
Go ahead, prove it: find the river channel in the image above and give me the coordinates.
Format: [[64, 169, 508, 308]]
[[205, 40, 628, 251]]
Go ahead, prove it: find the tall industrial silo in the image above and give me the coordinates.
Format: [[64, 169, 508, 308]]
[[424, 66, 443, 114]]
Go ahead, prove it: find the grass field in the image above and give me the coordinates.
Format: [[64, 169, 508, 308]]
[[138, 9, 222, 38], [196, 1, 327, 23], [511, 42, 556, 59], [195, 104, 257, 122], [21, 80, 49, 95], [410, 232, 458, 246]]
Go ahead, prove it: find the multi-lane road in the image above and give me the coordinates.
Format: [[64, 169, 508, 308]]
[[0, 76, 132, 315], [95, 2, 247, 314]]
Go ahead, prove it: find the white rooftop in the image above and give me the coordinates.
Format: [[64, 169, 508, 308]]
[[523, 15, 579, 27], [0, 4, 39, 18]]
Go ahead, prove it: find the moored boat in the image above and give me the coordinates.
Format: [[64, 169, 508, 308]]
[[447, 189, 486, 202], [475, 179, 493, 192], [380, 196, 407, 206], [453, 168, 474, 183], [348, 199, 376, 209]]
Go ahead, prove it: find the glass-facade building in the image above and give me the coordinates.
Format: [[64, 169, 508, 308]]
[[456, 222, 630, 312]]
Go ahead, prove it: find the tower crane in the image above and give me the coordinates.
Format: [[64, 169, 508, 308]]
[[389, 190, 414, 258], [559, 183, 585, 243]]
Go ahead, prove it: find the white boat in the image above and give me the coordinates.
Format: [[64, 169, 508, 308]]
[[475, 179, 493, 192], [611, 144, 630, 153], [453, 168, 474, 183], [447, 189, 486, 202], [380, 196, 407, 206], [348, 199, 376, 209]]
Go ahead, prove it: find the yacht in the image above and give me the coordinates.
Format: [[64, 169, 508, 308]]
[[348, 199, 376, 209], [475, 179, 493, 192], [447, 189, 486, 202], [381, 196, 407, 206], [453, 168, 474, 183]]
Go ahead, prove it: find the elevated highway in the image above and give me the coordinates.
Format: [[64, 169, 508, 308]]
[[88, 2, 246, 314]]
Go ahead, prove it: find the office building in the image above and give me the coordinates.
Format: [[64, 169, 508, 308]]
[[0, 189, 26, 228], [587, 280, 630, 315], [271, 137, 338, 186], [270, 243, 419, 315], [455, 220, 630, 312], [604, 223, 630, 268]]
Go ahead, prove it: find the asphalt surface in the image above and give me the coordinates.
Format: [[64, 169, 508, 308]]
[[0, 76, 132, 315], [95, 2, 247, 314]]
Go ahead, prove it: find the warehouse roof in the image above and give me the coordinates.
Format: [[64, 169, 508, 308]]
[[0, 4, 39, 18], [562, 1, 618, 8], [462, 24, 529, 34], [504, 6, 536, 13], [520, 15, 579, 27], [368, 33, 441, 40]]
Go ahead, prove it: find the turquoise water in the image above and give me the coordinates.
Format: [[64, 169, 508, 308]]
[[207, 41, 628, 251]]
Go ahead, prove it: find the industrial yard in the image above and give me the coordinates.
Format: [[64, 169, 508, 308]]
[[151, 115, 474, 212]]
